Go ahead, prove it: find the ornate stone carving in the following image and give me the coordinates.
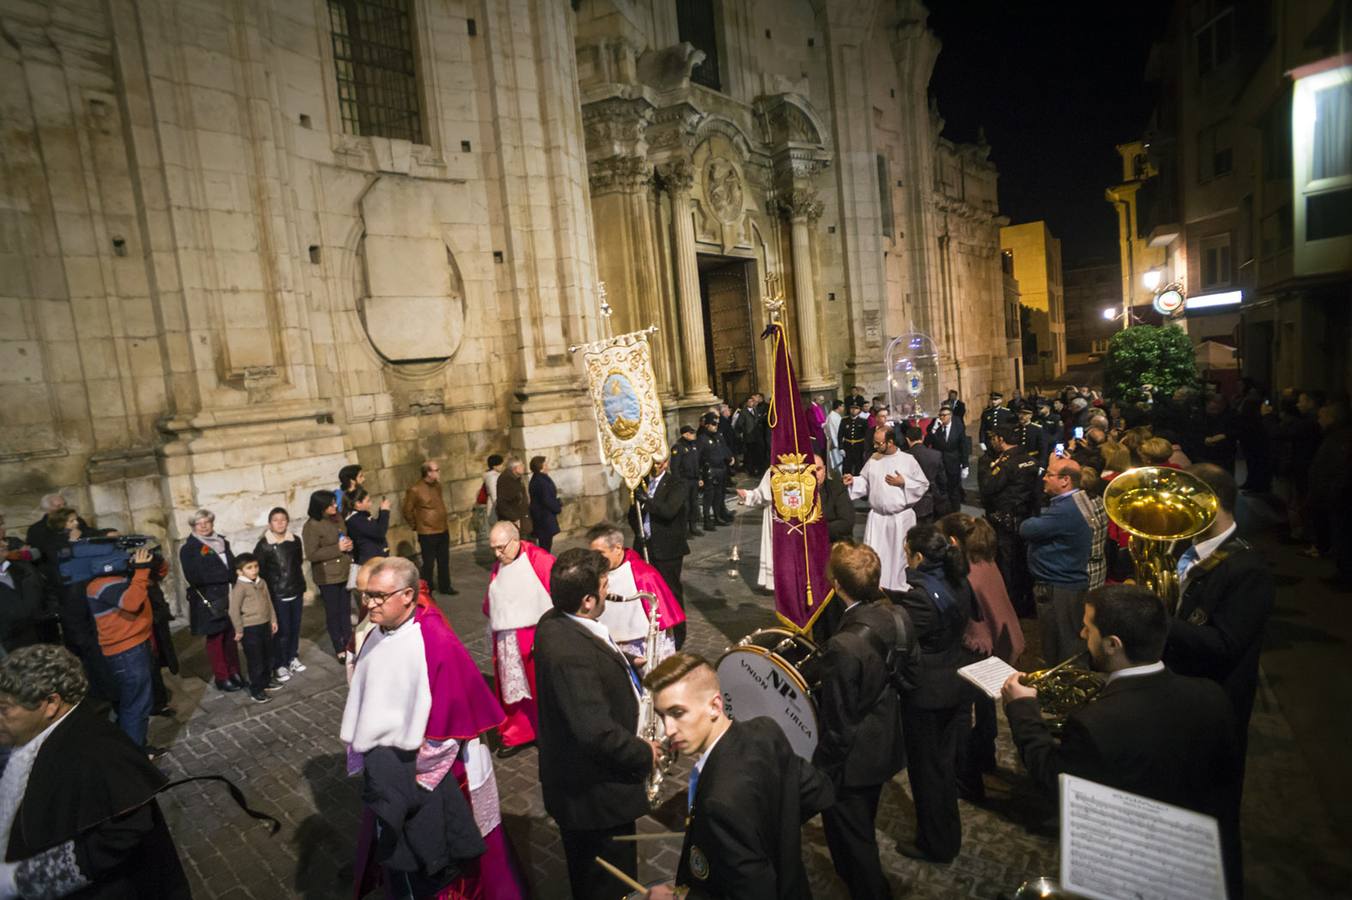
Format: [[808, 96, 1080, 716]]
[[589, 155, 652, 195], [778, 188, 823, 223], [656, 158, 695, 194], [704, 158, 744, 223], [582, 98, 654, 159]]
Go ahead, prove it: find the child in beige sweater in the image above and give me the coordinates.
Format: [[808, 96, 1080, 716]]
[[229, 553, 279, 703]]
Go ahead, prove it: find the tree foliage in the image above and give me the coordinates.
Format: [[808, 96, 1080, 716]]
[[1103, 325, 1197, 403]]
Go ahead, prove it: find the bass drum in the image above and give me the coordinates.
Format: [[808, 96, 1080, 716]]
[[716, 627, 823, 760]]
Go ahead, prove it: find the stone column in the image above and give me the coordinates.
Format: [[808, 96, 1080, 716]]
[[658, 159, 716, 403], [780, 189, 827, 385]]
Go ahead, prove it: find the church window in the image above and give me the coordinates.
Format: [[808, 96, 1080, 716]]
[[328, 0, 424, 143], [877, 155, 894, 238], [677, 0, 722, 91]]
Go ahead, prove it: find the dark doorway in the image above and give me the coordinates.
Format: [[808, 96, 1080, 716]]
[[698, 255, 758, 403]]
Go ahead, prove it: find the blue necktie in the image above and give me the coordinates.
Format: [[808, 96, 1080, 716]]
[[1176, 546, 1199, 583], [687, 765, 700, 809]]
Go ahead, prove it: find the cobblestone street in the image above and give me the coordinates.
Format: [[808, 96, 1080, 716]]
[[149, 497, 1352, 899]]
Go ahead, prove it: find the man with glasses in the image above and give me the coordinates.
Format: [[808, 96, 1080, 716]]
[[1019, 456, 1091, 665], [925, 403, 970, 513], [342, 557, 525, 898], [482, 521, 555, 758]]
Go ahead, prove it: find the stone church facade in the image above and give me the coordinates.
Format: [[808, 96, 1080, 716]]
[[0, 0, 1011, 570]]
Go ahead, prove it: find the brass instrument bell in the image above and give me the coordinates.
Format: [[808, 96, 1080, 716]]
[[1103, 466, 1218, 613]]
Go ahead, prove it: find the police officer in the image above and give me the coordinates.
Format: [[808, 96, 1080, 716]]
[[838, 402, 871, 476], [978, 391, 1016, 452], [697, 413, 734, 529], [672, 425, 705, 537], [1013, 402, 1050, 469], [1035, 399, 1062, 447], [978, 424, 1040, 615]]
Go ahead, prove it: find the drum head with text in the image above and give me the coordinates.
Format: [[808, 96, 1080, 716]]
[[717, 646, 819, 759]]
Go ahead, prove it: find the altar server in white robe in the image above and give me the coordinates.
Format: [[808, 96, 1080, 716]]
[[735, 470, 776, 590], [843, 426, 929, 591]]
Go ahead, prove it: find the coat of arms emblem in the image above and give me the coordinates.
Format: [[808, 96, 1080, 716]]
[[769, 453, 822, 528]]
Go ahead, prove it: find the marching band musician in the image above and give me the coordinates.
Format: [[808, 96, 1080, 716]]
[[534, 548, 661, 900], [815, 542, 908, 899], [1002, 584, 1243, 898], [644, 653, 834, 900], [586, 522, 685, 667]]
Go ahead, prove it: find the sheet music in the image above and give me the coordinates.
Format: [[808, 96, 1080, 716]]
[[957, 656, 1018, 700], [1059, 774, 1227, 900]]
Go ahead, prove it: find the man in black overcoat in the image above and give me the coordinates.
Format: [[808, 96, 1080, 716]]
[[0, 644, 190, 898], [632, 457, 690, 647], [924, 404, 970, 512]]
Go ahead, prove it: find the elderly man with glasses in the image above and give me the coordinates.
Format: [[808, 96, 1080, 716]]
[[1019, 456, 1092, 666], [482, 521, 555, 758], [342, 556, 525, 899]]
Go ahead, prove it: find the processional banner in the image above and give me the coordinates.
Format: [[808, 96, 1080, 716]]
[[763, 320, 834, 633], [576, 327, 669, 492]]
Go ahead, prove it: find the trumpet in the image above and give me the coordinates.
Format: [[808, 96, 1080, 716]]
[[1020, 651, 1103, 732]]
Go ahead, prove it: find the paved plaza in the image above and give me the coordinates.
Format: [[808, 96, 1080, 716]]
[[149, 494, 1352, 899]]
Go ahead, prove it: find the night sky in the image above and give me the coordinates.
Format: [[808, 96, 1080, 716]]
[[925, 1, 1173, 266]]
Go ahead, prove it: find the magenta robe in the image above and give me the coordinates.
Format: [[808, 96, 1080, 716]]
[[622, 548, 686, 629]]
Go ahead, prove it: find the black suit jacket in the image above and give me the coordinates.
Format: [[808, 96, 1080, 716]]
[[678, 718, 834, 900], [1005, 668, 1239, 809], [534, 608, 651, 831], [813, 602, 905, 787], [1006, 668, 1242, 893], [820, 476, 856, 543], [1162, 536, 1273, 737], [636, 472, 689, 561], [924, 419, 969, 468], [904, 443, 949, 517]]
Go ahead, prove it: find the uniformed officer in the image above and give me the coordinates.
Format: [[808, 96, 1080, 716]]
[[978, 392, 1016, 451], [1034, 399, 1062, 447], [1013, 402, 1050, 469], [697, 413, 734, 529], [672, 425, 705, 537], [978, 424, 1040, 614], [643, 652, 834, 900], [838, 402, 871, 476]]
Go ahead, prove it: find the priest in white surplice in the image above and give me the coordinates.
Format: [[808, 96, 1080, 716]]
[[843, 425, 929, 590]]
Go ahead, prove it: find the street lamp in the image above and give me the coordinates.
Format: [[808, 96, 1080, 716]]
[[1102, 307, 1118, 320], [1142, 269, 1162, 291]]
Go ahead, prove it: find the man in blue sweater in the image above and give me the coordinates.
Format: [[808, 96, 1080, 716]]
[[1019, 456, 1091, 666]]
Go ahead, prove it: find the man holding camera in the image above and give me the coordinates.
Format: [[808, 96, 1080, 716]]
[[86, 545, 166, 758]]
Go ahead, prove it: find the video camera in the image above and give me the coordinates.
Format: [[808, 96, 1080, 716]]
[[58, 535, 161, 585]]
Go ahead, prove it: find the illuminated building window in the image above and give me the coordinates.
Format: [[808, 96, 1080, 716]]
[[328, 0, 423, 144], [1200, 233, 1232, 289], [1293, 60, 1352, 261]]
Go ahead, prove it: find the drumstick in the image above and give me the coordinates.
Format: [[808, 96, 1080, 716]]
[[595, 856, 646, 892], [613, 831, 685, 842]]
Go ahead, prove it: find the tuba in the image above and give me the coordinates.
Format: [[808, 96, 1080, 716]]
[[1103, 466, 1218, 614]]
